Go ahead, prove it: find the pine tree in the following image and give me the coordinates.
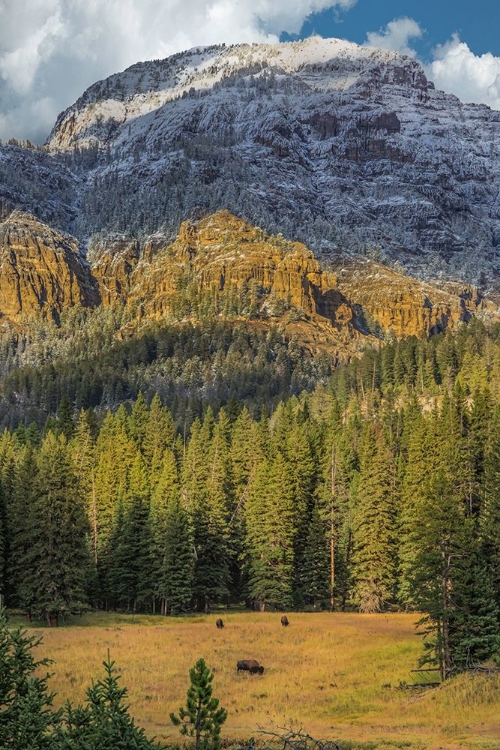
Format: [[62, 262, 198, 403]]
[[170, 658, 227, 750]]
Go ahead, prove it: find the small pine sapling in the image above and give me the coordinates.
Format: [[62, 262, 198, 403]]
[[170, 657, 227, 750]]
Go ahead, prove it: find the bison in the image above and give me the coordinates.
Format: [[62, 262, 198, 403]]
[[281, 615, 289, 627], [237, 659, 264, 674], [216, 618, 224, 629]]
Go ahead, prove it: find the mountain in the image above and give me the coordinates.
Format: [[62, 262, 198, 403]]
[[41, 36, 500, 289], [0, 36, 500, 346], [0, 211, 97, 327]]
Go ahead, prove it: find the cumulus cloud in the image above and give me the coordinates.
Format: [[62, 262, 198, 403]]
[[364, 17, 423, 58], [0, 0, 356, 143], [427, 35, 500, 110], [364, 18, 500, 112]]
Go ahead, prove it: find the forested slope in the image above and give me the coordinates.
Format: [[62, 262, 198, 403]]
[[1, 318, 500, 675]]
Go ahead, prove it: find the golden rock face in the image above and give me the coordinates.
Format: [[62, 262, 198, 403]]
[[0, 209, 490, 352], [0, 211, 98, 323]]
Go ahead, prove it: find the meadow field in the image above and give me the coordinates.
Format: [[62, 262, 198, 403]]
[[21, 611, 500, 750]]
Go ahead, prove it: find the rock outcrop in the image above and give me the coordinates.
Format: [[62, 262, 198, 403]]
[[0, 211, 98, 324], [0, 210, 493, 350], [92, 211, 490, 344], [333, 257, 487, 338]]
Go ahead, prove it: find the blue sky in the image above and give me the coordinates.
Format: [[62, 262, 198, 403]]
[[285, 0, 499, 59], [0, 0, 498, 143]]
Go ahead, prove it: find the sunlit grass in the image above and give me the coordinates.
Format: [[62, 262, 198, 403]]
[[16, 611, 500, 749]]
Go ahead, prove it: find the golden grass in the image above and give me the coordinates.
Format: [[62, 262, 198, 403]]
[[21, 612, 500, 750]]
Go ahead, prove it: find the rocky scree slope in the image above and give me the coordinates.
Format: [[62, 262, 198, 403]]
[[0, 209, 488, 354], [43, 36, 500, 289]]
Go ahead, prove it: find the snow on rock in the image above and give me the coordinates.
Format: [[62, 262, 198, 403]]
[[2, 36, 500, 290]]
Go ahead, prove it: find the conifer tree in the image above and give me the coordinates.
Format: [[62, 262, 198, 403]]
[[107, 453, 153, 611], [8, 444, 38, 609], [410, 469, 470, 679], [143, 394, 175, 490], [351, 424, 397, 613], [129, 391, 149, 453], [20, 433, 89, 625], [56, 395, 75, 440], [59, 653, 156, 749], [245, 452, 295, 610], [0, 609, 61, 748], [299, 500, 330, 607], [93, 411, 136, 600], [159, 496, 194, 614], [479, 405, 500, 608], [182, 413, 230, 608], [170, 658, 227, 750]]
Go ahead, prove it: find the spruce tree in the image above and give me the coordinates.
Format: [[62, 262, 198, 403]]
[[351, 424, 397, 613], [299, 500, 330, 607], [8, 444, 38, 610], [0, 609, 61, 749], [20, 433, 90, 625], [160, 497, 194, 614], [59, 653, 157, 749], [245, 452, 295, 610]]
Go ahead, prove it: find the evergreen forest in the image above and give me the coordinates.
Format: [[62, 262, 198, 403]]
[[1, 315, 500, 677]]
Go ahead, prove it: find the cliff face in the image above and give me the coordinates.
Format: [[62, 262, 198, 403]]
[[0, 211, 98, 324], [92, 211, 490, 345], [333, 258, 487, 338], [0, 210, 491, 348]]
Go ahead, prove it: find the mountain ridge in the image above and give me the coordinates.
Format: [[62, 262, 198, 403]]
[[1, 35, 500, 348], [0, 209, 492, 353]]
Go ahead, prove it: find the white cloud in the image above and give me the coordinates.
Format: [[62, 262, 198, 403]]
[[363, 18, 500, 112], [0, 0, 355, 143], [364, 17, 423, 58], [427, 35, 500, 110]]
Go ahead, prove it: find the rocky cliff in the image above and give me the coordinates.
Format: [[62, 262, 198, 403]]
[[0, 210, 493, 351], [0, 211, 98, 325], [91, 211, 489, 347]]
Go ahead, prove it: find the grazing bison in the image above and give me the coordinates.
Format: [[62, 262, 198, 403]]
[[281, 615, 289, 627], [237, 659, 264, 674], [216, 618, 224, 629]]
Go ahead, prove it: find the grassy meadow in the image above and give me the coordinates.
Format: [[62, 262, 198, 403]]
[[18, 611, 500, 749]]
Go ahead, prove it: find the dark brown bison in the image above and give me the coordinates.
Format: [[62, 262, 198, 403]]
[[216, 618, 224, 629], [237, 659, 264, 674], [281, 615, 289, 627]]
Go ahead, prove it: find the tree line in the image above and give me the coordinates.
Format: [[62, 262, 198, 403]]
[[1, 319, 500, 677]]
